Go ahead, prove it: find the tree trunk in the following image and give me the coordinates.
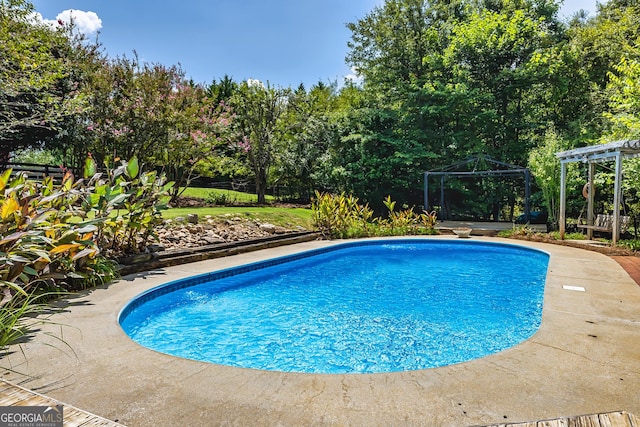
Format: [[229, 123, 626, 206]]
[[255, 168, 267, 204], [0, 147, 11, 165]]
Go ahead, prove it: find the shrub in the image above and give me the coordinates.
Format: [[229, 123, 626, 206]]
[[379, 195, 438, 236], [205, 191, 229, 205], [311, 191, 374, 238], [80, 156, 173, 256], [311, 192, 438, 239], [619, 239, 640, 251]]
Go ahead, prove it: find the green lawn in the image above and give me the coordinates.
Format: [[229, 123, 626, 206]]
[[166, 187, 313, 229], [162, 206, 314, 229], [180, 187, 275, 204]]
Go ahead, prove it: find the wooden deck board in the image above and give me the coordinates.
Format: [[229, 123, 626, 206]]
[[481, 412, 640, 427], [0, 379, 125, 427]]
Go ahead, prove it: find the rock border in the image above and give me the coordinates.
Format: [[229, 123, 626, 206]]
[[117, 231, 322, 275]]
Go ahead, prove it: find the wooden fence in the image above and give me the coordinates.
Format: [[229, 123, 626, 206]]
[[0, 162, 68, 182]]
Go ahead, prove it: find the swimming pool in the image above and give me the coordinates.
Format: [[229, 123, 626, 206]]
[[119, 239, 549, 374]]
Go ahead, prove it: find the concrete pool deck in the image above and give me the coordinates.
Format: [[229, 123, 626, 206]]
[[1, 236, 639, 426]]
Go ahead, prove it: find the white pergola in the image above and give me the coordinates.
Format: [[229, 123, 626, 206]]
[[556, 139, 640, 245]]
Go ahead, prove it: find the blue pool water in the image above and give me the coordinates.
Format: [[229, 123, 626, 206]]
[[119, 239, 549, 374]]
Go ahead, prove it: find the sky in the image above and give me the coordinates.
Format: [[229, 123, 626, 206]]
[[30, 0, 607, 89]]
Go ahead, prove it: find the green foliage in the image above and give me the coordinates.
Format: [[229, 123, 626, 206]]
[[272, 82, 342, 200], [205, 191, 229, 206], [6, 0, 640, 228], [548, 231, 586, 240], [311, 191, 374, 239], [528, 128, 566, 228], [377, 195, 438, 236], [311, 191, 438, 239], [0, 155, 172, 349], [80, 156, 173, 255], [11, 148, 63, 165], [0, 0, 101, 163], [0, 170, 108, 296], [619, 239, 640, 251], [604, 57, 640, 139], [231, 81, 290, 204], [497, 225, 535, 238]]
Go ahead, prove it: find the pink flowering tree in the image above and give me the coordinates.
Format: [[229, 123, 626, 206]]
[[83, 55, 179, 167], [159, 82, 234, 201]]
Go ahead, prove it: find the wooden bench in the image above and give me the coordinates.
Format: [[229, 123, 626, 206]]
[[577, 214, 631, 233]]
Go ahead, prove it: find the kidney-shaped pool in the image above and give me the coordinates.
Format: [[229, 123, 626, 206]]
[[119, 239, 549, 374]]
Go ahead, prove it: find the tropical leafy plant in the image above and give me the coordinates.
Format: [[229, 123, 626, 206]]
[[79, 155, 173, 256], [311, 191, 438, 239], [0, 155, 171, 351], [0, 168, 107, 297], [311, 191, 373, 238]]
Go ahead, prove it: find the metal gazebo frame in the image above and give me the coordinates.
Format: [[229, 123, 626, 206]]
[[556, 139, 640, 245], [423, 155, 531, 222]]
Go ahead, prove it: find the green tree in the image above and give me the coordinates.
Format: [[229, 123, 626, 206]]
[[272, 82, 342, 200], [443, 1, 561, 164], [528, 127, 567, 227], [347, 0, 466, 102], [0, 0, 89, 161], [603, 57, 640, 139], [231, 80, 289, 204]]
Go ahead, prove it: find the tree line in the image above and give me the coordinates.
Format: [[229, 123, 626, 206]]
[[2, 0, 640, 223]]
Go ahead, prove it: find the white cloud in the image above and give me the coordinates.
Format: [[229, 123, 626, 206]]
[[32, 9, 102, 36], [247, 78, 264, 88], [57, 10, 102, 35], [344, 66, 363, 85]]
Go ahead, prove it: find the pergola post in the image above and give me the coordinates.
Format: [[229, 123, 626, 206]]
[[423, 172, 429, 212], [559, 161, 567, 240], [613, 152, 623, 245], [587, 162, 595, 240], [440, 176, 445, 221], [524, 169, 531, 223]]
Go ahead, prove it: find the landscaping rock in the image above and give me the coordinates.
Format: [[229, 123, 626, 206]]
[[259, 223, 277, 234], [147, 244, 166, 253], [201, 236, 225, 245], [151, 217, 299, 251]]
